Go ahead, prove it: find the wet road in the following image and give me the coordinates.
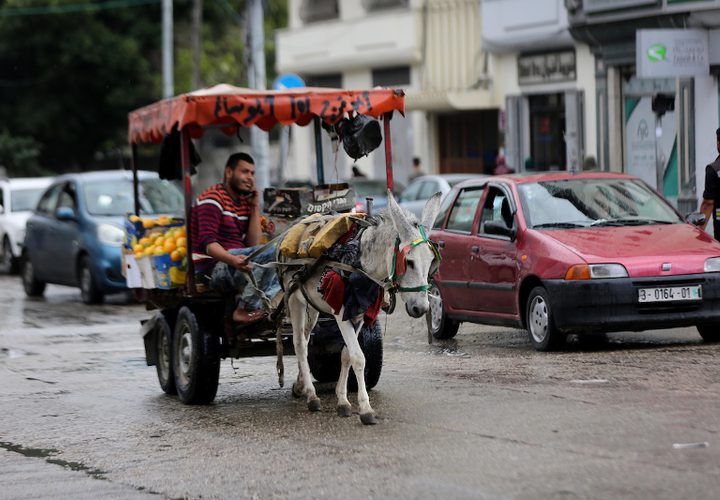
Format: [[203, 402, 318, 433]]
[[1, 275, 719, 499]]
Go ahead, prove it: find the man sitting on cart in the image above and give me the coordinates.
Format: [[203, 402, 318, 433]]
[[190, 152, 280, 324]]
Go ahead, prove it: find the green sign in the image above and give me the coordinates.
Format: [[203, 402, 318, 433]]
[[647, 43, 667, 62]]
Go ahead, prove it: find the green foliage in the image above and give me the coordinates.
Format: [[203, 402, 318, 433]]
[[0, 0, 287, 174], [0, 129, 51, 177]]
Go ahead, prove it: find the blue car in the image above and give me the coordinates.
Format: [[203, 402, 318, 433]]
[[22, 170, 183, 304]]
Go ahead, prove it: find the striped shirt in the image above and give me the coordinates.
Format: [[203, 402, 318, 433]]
[[191, 183, 252, 273]]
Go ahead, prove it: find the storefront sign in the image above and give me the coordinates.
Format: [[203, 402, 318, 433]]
[[518, 50, 576, 85], [637, 29, 709, 78], [584, 0, 656, 13]]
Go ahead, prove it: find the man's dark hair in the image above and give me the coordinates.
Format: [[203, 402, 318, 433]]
[[413, 157, 421, 167], [226, 152, 255, 168], [716, 128, 720, 140]]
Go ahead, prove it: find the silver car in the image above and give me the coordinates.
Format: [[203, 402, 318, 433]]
[[399, 174, 485, 218]]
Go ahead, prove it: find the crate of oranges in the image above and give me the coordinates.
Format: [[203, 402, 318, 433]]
[[124, 215, 188, 289]]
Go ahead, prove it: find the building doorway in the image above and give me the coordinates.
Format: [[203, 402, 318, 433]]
[[529, 93, 566, 170], [437, 110, 499, 174]]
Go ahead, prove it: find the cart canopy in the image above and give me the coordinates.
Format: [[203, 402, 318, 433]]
[[128, 84, 405, 145]]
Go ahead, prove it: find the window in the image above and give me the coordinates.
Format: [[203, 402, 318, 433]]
[[479, 187, 513, 234], [418, 181, 440, 200], [363, 0, 408, 11], [401, 181, 422, 202], [36, 184, 62, 216], [10, 187, 46, 212], [372, 66, 411, 87], [303, 73, 342, 89], [300, 0, 339, 23], [445, 187, 483, 233], [83, 179, 183, 216]]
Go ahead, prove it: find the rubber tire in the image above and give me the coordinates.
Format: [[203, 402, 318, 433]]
[[526, 286, 565, 351], [426, 282, 460, 340], [697, 323, 720, 343], [173, 306, 220, 404], [155, 314, 177, 395], [0, 238, 18, 274], [308, 321, 383, 391], [79, 256, 104, 305], [21, 255, 46, 297]]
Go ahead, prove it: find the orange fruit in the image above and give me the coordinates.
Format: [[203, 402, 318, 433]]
[[134, 246, 144, 256], [176, 246, 187, 258], [138, 237, 151, 247], [142, 219, 156, 229], [170, 250, 182, 262], [163, 240, 176, 253], [175, 236, 187, 249], [153, 246, 165, 256], [158, 216, 171, 226], [143, 247, 155, 257]]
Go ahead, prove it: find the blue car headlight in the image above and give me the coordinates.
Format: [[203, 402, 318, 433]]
[[97, 223, 124, 246], [704, 257, 720, 273]]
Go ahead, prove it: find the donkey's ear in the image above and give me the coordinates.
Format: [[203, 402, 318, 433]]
[[420, 192, 443, 229], [387, 189, 414, 237]]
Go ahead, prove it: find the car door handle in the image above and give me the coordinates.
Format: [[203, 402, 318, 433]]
[[471, 245, 480, 253]]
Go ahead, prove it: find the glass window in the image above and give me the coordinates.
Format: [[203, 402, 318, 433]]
[[418, 181, 440, 200], [300, 0, 339, 23], [10, 188, 46, 212], [36, 184, 62, 216], [57, 183, 77, 211], [518, 178, 682, 229], [401, 181, 422, 202], [372, 66, 411, 87], [83, 179, 183, 216], [445, 187, 483, 233], [479, 187, 513, 233]]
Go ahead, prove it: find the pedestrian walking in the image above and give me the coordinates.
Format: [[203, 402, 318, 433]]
[[699, 128, 720, 241], [408, 157, 425, 181]]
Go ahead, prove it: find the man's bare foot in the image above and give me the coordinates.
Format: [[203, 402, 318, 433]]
[[232, 308, 267, 325]]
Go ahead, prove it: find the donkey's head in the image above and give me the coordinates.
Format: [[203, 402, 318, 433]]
[[386, 190, 442, 318]]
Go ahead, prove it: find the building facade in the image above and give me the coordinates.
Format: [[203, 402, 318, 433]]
[[482, 0, 597, 174], [567, 0, 720, 213], [276, 0, 500, 184]]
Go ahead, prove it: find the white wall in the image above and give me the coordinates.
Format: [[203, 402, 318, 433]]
[[576, 44, 597, 163], [694, 75, 719, 206]]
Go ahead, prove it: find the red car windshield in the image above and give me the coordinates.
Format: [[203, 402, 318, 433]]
[[518, 178, 682, 229]]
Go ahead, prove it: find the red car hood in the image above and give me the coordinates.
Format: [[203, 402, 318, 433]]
[[541, 224, 720, 276]]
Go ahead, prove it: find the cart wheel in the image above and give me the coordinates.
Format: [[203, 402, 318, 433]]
[[173, 306, 220, 404], [349, 321, 383, 392], [308, 319, 383, 391], [155, 314, 176, 395], [21, 254, 46, 297], [79, 255, 104, 305]]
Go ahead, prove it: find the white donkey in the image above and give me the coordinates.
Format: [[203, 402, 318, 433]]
[[280, 191, 442, 425]]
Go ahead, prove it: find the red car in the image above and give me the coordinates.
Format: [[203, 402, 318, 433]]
[[427, 171, 720, 351]]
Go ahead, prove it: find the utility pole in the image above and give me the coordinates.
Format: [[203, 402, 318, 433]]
[[191, 0, 203, 90], [246, 0, 270, 193], [162, 0, 174, 98]]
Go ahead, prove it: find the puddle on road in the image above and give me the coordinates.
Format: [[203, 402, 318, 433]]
[[0, 441, 106, 479]]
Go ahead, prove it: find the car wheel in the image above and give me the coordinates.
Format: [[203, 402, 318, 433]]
[[426, 282, 460, 340], [526, 286, 565, 351], [173, 306, 220, 404], [697, 323, 720, 343], [0, 238, 18, 274], [21, 255, 46, 297], [155, 314, 177, 395], [79, 256, 104, 305]]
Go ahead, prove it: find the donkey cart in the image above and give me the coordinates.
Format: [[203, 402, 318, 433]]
[[127, 85, 406, 405]]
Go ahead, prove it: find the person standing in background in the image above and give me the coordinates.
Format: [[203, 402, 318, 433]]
[[699, 128, 720, 241], [408, 157, 425, 181]]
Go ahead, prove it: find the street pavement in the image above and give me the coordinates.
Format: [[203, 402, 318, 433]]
[[1, 275, 719, 499]]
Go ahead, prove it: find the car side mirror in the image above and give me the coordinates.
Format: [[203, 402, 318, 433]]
[[484, 220, 517, 241], [55, 207, 77, 221], [686, 212, 706, 227]]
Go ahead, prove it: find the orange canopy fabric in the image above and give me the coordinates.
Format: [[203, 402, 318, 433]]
[[128, 84, 405, 144]]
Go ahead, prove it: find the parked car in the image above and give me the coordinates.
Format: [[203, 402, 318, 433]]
[[349, 178, 404, 212], [399, 174, 485, 218], [427, 171, 720, 351], [22, 170, 183, 304], [0, 177, 54, 274]]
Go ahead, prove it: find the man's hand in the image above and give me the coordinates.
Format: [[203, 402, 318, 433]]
[[231, 254, 252, 272]]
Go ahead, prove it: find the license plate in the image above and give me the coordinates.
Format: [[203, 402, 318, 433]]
[[638, 285, 702, 303]]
